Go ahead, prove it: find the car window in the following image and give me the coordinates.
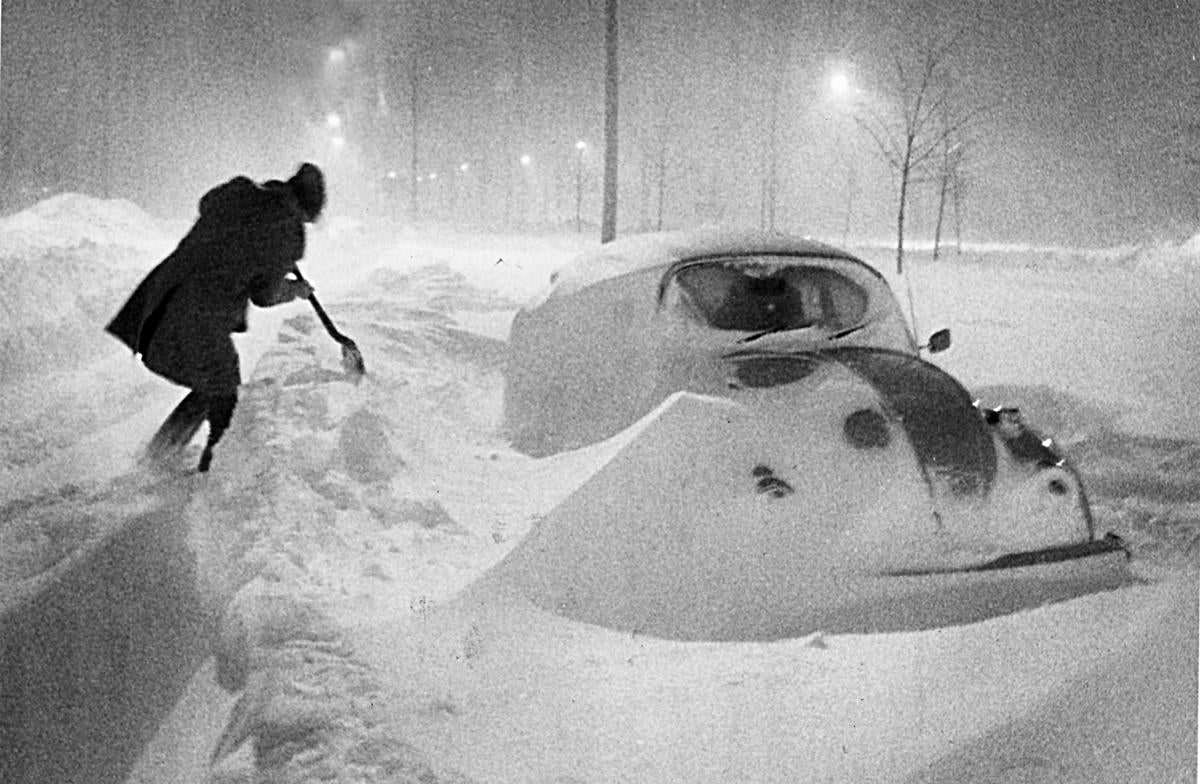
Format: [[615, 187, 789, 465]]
[[667, 257, 868, 332]]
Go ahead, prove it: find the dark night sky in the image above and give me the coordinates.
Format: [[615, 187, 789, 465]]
[[2, 0, 1198, 245]]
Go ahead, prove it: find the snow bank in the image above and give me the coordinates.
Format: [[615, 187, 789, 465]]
[[851, 235, 1200, 278], [1127, 232, 1200, 276], [0, 194, 177, 384], [0, 192, 177, 261]]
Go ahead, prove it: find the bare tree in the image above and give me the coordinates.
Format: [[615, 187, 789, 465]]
[[853, 33, 978, 273], [633, 112, 672, 232], [758, 3, 800, 233], [952, 158, 967, 255], [1181, 129, 1200, 226], [761, 56, 782, 232], [642, 101, 675, 231], [1167, 74, 1200, 226], [932, 137, 969, 261], [625, 0, 680, 233], [654, 112, 671, 230]]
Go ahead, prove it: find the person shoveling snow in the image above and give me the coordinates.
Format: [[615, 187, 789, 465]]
[[105, 162, 361, 473]]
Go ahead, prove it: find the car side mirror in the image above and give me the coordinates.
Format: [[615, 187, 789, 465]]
[[925, 328, 951, 353]]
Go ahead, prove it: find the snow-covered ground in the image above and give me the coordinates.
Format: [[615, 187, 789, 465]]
[[0, 196, 1196, 783]]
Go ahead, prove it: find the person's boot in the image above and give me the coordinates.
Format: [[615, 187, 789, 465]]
[[145, 390, 207, 465], [197, 394, 238, 473]]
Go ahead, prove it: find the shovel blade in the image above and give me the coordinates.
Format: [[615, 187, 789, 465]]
[[341, 341, 366, 378]]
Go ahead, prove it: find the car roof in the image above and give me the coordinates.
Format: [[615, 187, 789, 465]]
[[546, 229, 884, 299]]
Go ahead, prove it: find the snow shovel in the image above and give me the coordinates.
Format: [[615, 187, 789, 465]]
[[292, 268, 366, 378]]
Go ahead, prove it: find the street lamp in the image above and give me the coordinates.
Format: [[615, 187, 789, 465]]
[[829, 68, 852, 101], [325, 112, 342, 130], [512, 155, 533, 228], [823, 64, 858, 245], [574, 140, 587, 233], [453, 163, 470, 221]]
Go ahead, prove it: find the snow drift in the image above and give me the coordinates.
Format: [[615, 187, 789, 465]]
[[0, 194, 174, 381], [0, 194, 1193, 784], [484, 389, 1129, 641]]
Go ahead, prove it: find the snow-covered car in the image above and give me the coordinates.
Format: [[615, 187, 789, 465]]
[[503, 230, 1130, 610], [505, 230, 943, 455]]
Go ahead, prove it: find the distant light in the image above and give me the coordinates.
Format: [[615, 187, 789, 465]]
[[328, 47, 347, 65], [519, 154, 532, 166], [429, 172, 438, 180], [459, 162, 470, 173], [417, 175, 425, 183], [325, 112, 342, 129], [575, 140, 587, 151], [386, 170, 398, 179], [331, 135, 346, 150], [829, 68, 852, 99]]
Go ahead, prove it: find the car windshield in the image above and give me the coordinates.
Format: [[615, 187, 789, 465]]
[[665, 256, 869, 333]]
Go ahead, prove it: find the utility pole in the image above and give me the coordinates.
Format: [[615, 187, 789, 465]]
[[600, 0, 619, 243], [409, 61, 419, 222]]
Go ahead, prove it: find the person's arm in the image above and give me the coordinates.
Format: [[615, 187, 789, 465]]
[[249, 272, 313, 307], [247, 211, 310, 307]]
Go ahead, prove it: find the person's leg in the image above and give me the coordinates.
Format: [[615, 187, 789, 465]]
[[198, 392, 237, 472], [145, 390, 208, 462]]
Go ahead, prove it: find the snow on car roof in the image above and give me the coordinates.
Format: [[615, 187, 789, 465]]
[[546, 229, 882, 299]]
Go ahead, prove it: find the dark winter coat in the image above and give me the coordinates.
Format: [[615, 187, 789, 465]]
[[106, 177, 307, 394]]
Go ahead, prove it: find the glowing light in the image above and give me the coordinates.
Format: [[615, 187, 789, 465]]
[[386, 170, 398, 179], [459, 162, 470, 173], [330, 135, 346, 150], [829, 67, 852, 99], [327, 47, 347, 65], [325, 112, 342, 129], [429, 172, 438, 180], [519, 154, 532, 166], [575, 140, 587, 151]]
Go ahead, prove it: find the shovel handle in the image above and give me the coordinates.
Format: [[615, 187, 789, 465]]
[[290, 268, 366, 376], [291, 269, 352, 346], [308, 293, 352, 345]]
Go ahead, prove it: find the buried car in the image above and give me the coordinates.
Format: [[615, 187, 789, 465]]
[[505, 229, 927, 455], [501, 229, 1131, 637]]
